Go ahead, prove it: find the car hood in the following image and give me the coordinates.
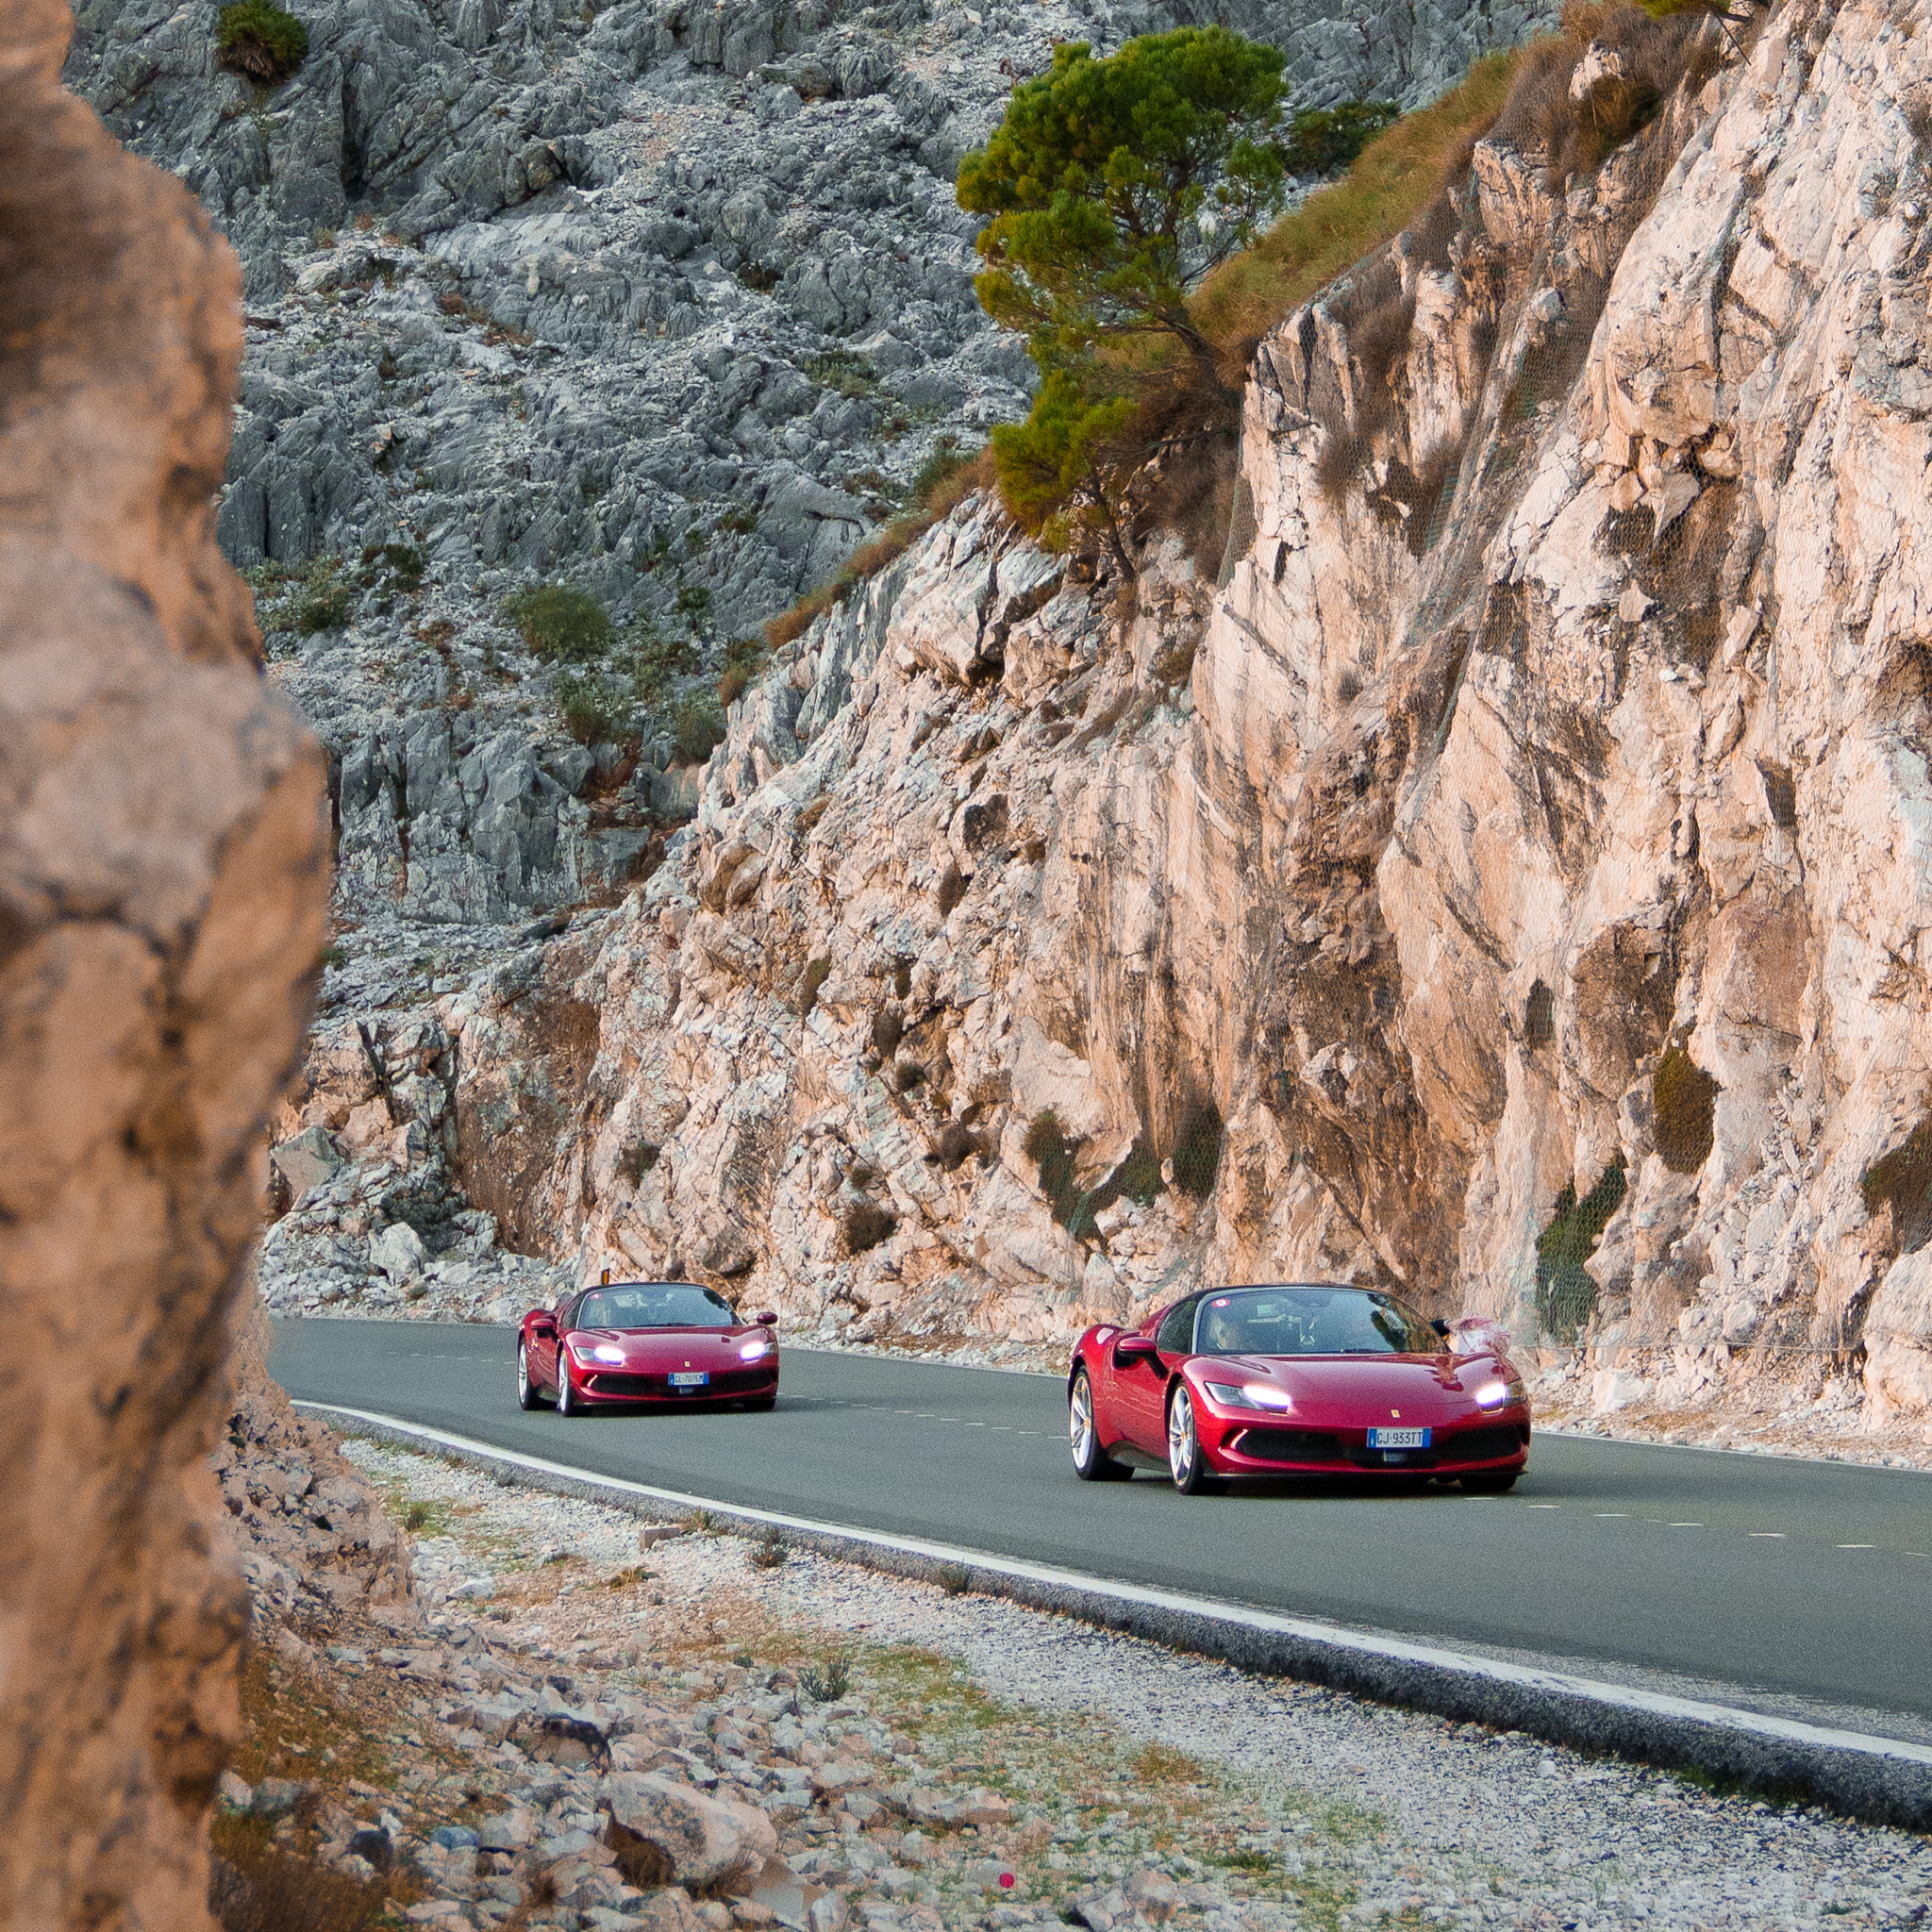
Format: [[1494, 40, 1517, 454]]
[[1197, 1352, 1517, 1424]]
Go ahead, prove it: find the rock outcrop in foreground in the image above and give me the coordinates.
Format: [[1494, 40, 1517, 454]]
[[254, 0, 1932, 1441], [0, 0, 328, 1921]]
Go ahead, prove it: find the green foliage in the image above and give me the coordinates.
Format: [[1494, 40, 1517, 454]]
[[716, 635, 767, 708], [1535, 1160, 1627, 1341], [991, 370, 1138, 571], [289, 557, 351, 634], [216, 0, 308, 83], [799, 1655, 853, 1701], [1281, 100, 1401, 175], [357, 541, 425, 594], [913, 435, 973, 504], [675, 583, 713, 624], [557, 668, 633, 745], [958, 27, 1291, 367], [1111, 1136, 1165, 1205], [1171, 1096, 1224, 1199], [1860, 1112, 1932, 1254], [1653, 1046, 1719, 1173], [671, 694, 726, 764], [504, 584, 613, 662], [807, 351, 878, 398], [630, 625, 702, 703]]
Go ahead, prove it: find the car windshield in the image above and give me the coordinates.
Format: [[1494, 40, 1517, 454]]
[[574, 1285, 738, 1331], [1191, 1286, 1442, 1357]]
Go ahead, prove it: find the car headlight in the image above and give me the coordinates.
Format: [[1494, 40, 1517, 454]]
[[1473, 1378, 1521, 1407], [740, 1337, 773, 1362], [579, 1343, 625, 1364], [1203, 1380, 1294, 1411]]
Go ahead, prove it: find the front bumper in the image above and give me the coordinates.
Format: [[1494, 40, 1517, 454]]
[[1202, 1412, 1530, 1474], [575, 1365, 778, 1403]]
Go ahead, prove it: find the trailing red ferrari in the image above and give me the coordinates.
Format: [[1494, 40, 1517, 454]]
[[517, 1281, 779, 1415], [1067, 1284, 1530, 1493]]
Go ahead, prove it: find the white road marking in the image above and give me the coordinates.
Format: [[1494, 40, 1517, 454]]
[[292, 1400, 1932, 1774], [1669, 1523, 1704, 1528], [1594, 1512, 1628, 1518], [1839, 1543, 1876, 1549], [1527, 1503, 1560, 1509], [1749, 1532, 1787, 1539]]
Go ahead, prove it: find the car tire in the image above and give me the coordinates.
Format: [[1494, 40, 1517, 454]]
[[517, 1341, 542, 1411], [1167, 1386, 1218, 1494], [557, 1356, 579, 1418], [1461, 1468, 1520, 1493], [1068, 1367, 1130, 1481]]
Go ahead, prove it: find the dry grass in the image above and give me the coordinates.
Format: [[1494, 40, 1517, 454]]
[[763, 447, 996, 649], [1190, 50, 1522, 368]]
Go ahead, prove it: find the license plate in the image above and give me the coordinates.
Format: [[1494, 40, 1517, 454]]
[[668, 1371, 709, 1389], [1368, 1426, 1429, 1449]]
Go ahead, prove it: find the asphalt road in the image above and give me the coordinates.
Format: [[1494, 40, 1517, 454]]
[[271, 1319, 1932, 1729]]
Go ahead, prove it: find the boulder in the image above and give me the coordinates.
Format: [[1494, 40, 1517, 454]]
[[604, 1772, 778, 1891], [272, 1124, 345, 1198], [369, 1220, 429, 1280]]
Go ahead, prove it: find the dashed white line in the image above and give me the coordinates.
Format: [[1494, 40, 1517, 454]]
[[1670, 1522, 1704, 1528], [1749, 1532, 1787, 1539], [1839, 1543, 1876, 1550]]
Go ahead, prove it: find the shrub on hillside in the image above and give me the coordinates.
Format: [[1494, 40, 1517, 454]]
[[671, 694, 725, 764], [503, 584, 613, 662], [216, 0, 308, 83]]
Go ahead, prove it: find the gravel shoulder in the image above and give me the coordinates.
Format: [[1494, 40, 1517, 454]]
[[221, 1430, 1932, 1932]]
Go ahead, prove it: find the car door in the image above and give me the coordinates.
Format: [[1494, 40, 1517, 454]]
[[1113, 1297, 1200, 1452]]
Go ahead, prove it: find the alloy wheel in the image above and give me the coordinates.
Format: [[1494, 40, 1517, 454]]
[[1166, 1391, 1197, 1491], [1070, 1376, 1095, 1467]]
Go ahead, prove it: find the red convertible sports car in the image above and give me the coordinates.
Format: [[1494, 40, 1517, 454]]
[[518, 1281, 779, 1415], [1068, 1283, 1530, 1493]]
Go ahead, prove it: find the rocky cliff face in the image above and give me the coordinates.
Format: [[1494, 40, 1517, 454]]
[[253, 0, 1932, 1446], [0, 0, 330, 1918]]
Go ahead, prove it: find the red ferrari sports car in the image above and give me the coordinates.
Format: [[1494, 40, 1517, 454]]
[[1067, 1284, 1529, 1493], [517, 1281, 779, 1415]]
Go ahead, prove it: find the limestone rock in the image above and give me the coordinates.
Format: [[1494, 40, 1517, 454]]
[[605, 1772, 779, 1890], [0, 0, 329, 1921]]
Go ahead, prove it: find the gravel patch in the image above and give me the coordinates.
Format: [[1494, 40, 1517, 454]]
[[340, 1437, 1932, 1932]]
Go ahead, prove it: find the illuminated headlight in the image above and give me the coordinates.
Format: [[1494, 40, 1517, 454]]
[[740, 1337, 773, 1362], [1203, 1380, 1294, 1411], [580, 1343, 626, 1364], [1473, 1378, 1520, 1407]]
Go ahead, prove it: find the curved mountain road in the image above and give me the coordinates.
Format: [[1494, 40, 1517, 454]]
[[271, 1318, 1932, 1738]]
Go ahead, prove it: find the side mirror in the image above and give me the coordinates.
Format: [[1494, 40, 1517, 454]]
[[1113, 1334, 1160, 1365], [531, 1316, 556, 1337], [756, 1310, 778, 1326]]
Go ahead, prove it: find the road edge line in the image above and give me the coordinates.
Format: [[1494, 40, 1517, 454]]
[[294, 1399, 1932, 1829]]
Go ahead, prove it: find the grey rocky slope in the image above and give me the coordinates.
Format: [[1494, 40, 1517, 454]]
[[62, 0, 1557, 919]]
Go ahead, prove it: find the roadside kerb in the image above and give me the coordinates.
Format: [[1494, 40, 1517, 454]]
[[295, 1399, 1932, 1829]]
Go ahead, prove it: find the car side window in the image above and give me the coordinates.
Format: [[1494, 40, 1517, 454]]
[[1156, 1297, 1199, 1355]]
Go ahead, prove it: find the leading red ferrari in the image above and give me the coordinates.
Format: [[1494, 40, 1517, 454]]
[[517, 1281, 779, 1414], [1068, 1283, 1529, 1493]]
